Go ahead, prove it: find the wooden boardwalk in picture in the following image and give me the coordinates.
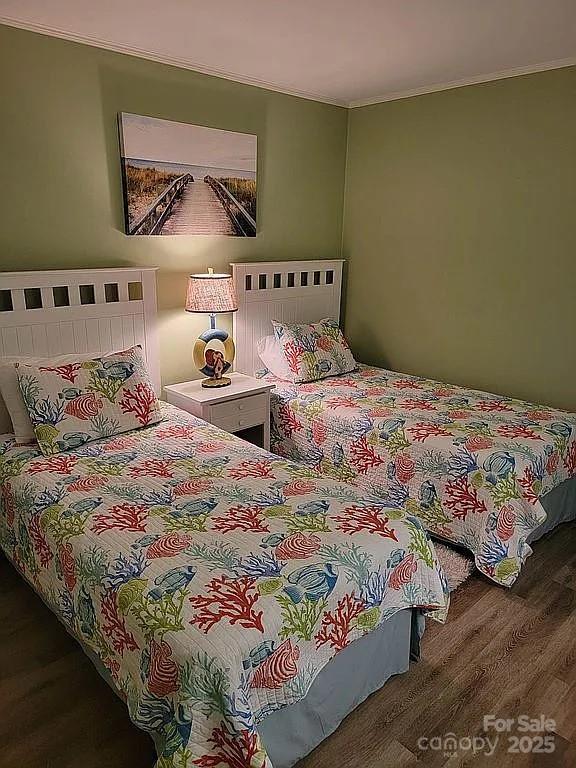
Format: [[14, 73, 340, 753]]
[[160, 180, 236, 235]]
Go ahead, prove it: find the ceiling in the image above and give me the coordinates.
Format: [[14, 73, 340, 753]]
[[1, 0, 575, 106]]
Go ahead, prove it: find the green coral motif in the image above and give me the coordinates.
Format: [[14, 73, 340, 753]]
[[317, 542, 372, 589], [276, 594, 327, 641], [82, 458, 125, 476], [385, 430, 411, 455], [87, 368, 124, 402], [319, 458, 356, 484], [489, 472, 520, 506], [0, 456, 30, 484], [406, 498, 450, 528], [76, 546, 108, 589], [177, 459, 226, 479], [262, 504, 292, 518], [406, 520, 435, 568], [285, 513, 330, 534], [180, 652, 230, 717], [130, 587, 187, 639]]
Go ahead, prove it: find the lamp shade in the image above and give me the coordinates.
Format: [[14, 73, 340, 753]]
[[185, 271, 238, 314]]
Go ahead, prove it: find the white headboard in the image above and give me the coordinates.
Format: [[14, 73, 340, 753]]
[[0, 268, 160, 430], [231, 259, 344, 376]]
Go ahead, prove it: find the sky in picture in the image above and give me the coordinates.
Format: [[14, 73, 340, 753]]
[[121, 113, 257, 173]]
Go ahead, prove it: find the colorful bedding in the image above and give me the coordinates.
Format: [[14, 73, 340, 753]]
[[267, 366, 576, 587], [0, 403, 447, 768]]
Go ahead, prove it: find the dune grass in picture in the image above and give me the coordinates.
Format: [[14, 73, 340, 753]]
[[119, 113, 257, 236]]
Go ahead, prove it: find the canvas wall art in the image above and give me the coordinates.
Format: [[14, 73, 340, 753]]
[[119, 113, 257, 236]]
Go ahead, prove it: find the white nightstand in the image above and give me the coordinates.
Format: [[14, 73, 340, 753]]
[[164, 373, 274, 451]]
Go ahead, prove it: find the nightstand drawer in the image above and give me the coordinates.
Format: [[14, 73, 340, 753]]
[[211, 411, 266, 433], [208, 393, 268, 422]]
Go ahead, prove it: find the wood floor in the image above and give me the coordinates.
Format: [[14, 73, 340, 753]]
[[1, 523, 575, 768]]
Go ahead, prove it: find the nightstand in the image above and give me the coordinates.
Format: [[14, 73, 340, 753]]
[[164, 373, 274, 451]]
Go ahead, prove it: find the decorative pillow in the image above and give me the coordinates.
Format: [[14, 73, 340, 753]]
[[272, 318, 357, 383], [15, 345, 162, 456], [0, 352, 97, 445], [257, 335, 294, 381]]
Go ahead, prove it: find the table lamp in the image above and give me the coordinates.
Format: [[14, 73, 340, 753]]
[[185, 268, 238, 387]]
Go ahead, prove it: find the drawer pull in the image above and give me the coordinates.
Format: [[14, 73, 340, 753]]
[[238, 419, 245, 426]]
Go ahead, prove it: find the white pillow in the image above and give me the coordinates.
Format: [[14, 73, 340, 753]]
[[0, 352, 97, 444], [257, 335, 294, 381]]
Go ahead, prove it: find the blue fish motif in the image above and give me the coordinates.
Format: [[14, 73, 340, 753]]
[[419, 480, 438, 509], [148, 566, 197, 600], [66, 497, 103, 515], [546, 422, 572, 439], [332, 444, 345, 466], [317, 360, 332, 374], [106, 452, 138, 464], [242, 640, 276, 670], [132, 534, 158, 550], [56, 433, 91, 451], [97, 361, 135, 381], [163, 705, 193, 757], [386, 461, 396, 480], [77, 586, 96, 635], [202, 457, 230, 470], [295, 500, 329, 517], [283, 563, 338, 604], [171, 498, 218, 519], [60, 387, 83, 400], [379, 419, 405, 440], [446, 397, 469, 406], [260, 533, 287, 548], [387, 549, 406, 569], [483, 451, 515, 485], [140, 645, 151, 682]]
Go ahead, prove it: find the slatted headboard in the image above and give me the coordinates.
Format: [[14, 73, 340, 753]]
[[231, 260, 344, 376], [0, 267, 160, 433]]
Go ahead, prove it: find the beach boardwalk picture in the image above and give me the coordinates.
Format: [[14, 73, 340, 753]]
[[119, 113, 257, 236]]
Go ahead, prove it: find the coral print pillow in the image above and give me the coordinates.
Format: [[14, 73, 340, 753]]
[[272, 318, 357, 383], [15, 345, 161, 456]]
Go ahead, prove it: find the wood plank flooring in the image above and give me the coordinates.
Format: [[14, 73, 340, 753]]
[[1, 523, 575, 768]]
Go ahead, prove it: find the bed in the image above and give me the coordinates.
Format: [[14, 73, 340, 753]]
[[231, 260, 576, 588], [0, 268, 447, 768]]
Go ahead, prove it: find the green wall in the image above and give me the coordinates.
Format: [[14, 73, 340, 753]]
[[2, 25, 575, 410], [343, 67, 576, 410], [0, 25, 347, 385]]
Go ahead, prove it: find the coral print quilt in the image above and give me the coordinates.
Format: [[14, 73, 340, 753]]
[[268, 366, 576, 587], [0, 403, 447, 768]]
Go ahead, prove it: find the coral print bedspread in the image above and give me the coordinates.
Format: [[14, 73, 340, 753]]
[[268, 366, 576, 587], [0, 403, 447, 768]]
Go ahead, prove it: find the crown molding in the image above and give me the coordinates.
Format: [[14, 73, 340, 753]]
[[348, 57, 576, 108], [0, 16, 348, 107], [2, 15, 575, 110]]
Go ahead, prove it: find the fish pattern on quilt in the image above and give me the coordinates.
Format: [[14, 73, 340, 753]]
[[0, 402, 447, 768], [267, 365, 576, 586]]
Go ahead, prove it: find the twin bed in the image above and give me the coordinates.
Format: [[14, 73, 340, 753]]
[[1, 262, 575, 768], [231, 259, 576, 589], [0, 267, 446, 768]]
